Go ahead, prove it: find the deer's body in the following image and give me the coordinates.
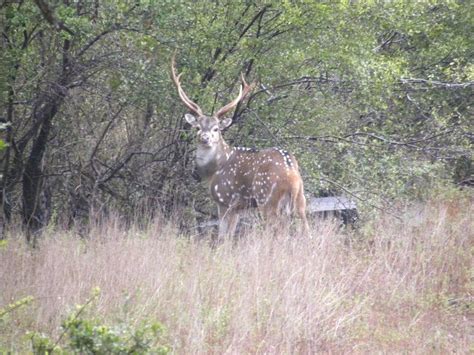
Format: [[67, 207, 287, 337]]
[[202, 144, 302, 210], [200, 141, 309, 237], [172, 56, 309, 237]]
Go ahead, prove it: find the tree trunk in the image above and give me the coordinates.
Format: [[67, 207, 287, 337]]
[[22, 95, 62, 243]]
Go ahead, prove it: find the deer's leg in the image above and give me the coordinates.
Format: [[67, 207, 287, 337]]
[[295, 187, 310, 237], [217, 205, 240, 239], [258, 203, 283, 235], [254, 186, 284, 235], [227, 211, 239, 238]]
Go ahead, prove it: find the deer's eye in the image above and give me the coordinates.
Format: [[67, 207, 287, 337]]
[[212, 127, 219, 132]]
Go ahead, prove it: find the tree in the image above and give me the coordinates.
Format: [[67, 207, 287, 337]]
[[1, 1, 472, 241]]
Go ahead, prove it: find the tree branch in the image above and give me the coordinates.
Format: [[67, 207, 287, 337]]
[[33, 0, 75, 36], [401, 78, 474, 89]]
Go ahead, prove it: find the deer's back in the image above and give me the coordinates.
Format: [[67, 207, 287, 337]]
[[210, 147, 303, 208]]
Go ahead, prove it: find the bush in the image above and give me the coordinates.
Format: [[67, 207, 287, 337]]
[[59, 318, 169, 354], [27, 291, 170, 354]]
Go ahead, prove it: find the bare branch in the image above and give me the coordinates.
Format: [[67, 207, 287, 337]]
[[401, 78, 474, 89]]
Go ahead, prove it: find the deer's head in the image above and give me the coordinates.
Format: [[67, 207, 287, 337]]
[[171, 54, 253, 149]]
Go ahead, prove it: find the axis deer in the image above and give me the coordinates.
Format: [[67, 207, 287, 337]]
[[171, 56, 310, 237]]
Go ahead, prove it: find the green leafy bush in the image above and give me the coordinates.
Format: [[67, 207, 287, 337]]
[[60, 317, 169, 354], [29, 319, 169, 354], [26, 290, 170, 354]]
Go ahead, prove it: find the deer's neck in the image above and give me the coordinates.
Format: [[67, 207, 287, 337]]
[[195, 139, 232, 181]]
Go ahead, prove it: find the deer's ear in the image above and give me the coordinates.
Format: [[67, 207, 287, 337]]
[[184, 113, 199, 127], [219, 117, 232, 130]]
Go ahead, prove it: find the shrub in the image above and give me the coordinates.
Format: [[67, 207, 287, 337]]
[[27, 290, 170, 354]]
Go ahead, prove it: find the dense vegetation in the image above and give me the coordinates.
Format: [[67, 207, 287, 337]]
[[1, 2, 472, 352], [1, 1, 472, 239]]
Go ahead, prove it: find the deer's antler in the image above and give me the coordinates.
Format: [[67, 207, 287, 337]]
[[171, 53, 204, 117], [215, 73, 254, 118]]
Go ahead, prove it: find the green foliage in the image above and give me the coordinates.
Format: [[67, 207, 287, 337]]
[[0, 296, 36, 353], [28, 318, 169, 355], [0, 296, 34, 320], [29, 332, 61, 354], [26, 289, 170, 354], [1, 0, 472, 224], [61, 317, 169, 354]]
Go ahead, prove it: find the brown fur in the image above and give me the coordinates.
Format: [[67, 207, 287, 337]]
[[203, 141, 310, 237], [171, 56, 309, 237]]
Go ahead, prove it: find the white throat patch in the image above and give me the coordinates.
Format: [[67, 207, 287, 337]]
[[195, 145, 218, 167]]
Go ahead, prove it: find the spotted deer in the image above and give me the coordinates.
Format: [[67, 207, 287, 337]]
[[171, 56, 310, 237]]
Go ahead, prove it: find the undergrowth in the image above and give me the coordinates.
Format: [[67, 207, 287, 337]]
[[0, 195, 472, 353]]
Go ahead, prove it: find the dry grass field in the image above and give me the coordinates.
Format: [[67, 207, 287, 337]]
[[1, 195, 472, 353]]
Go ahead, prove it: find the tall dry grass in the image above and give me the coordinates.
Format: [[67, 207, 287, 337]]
[[1, 196, 472, 353]]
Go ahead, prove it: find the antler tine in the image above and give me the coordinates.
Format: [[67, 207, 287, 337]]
[[215, 73, 254, 119], [171, 53, 203, 117]]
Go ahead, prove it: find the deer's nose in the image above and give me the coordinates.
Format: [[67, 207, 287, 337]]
[[200, 134, 211, 144]]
